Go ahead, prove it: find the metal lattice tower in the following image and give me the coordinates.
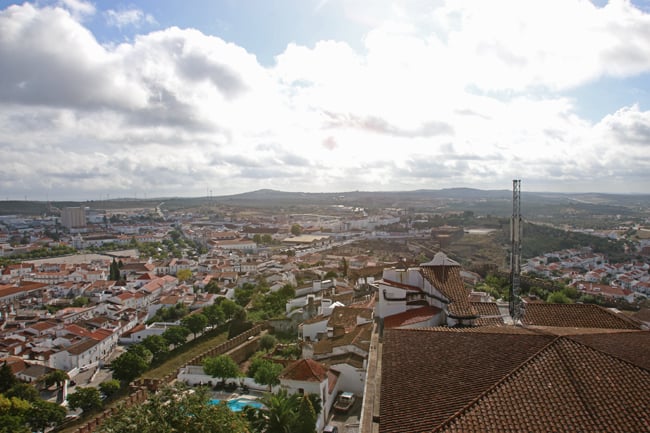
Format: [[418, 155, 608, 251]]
[[509, 179, 522, 321]]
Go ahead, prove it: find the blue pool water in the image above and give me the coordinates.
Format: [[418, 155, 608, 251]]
[[209, 397, 263, 412]]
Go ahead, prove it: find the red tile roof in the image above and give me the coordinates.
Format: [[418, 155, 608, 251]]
[[437, 337, 650, 433], [280, 358, 329, 382], [522, 303, 641, 329], [379, 327, 650, 433], [383, 305, 442, 329], [420, 257, 476, 319], [471, 302, 505, 326]]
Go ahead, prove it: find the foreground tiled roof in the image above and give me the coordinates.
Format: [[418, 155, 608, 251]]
[[379, 327, 650, 433], [568, 331, 650, 370], [436, 337, 650, 433], [522, 303, 641, 329], [380, 328, 555, 433]]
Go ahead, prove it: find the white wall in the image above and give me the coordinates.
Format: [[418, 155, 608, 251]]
[[302, 318, 328, 341], [376, 283, 408, 319], [328, 363, 365, 395]]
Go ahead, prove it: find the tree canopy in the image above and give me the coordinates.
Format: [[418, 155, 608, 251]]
[[181, 313, 208, 338], [111, 350, 150, 383], [97, 384, 250, 433], [162, 325, 190, 348], [67, 387, 103, 413], [252, 360, 282, 392], [203, 355, 240, 382]]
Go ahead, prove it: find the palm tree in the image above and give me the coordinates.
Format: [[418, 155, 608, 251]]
[[260, 389, 300, 433]]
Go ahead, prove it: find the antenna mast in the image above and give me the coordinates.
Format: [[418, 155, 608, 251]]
[[510, 179, 522, 321]]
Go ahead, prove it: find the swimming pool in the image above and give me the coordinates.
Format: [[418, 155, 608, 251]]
[[209, 397, 263, 412]]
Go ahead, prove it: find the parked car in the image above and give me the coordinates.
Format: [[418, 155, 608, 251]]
[[324, 425, 339, 433], [333, 392, 356, 413]]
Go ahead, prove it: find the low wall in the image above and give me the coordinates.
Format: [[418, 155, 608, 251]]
[[178, 365, 278, 393]]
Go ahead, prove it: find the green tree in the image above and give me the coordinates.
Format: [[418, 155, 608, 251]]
[[220, 298, 243, 320], [228, 309, 252, 339], [253, 360, 282, 392], [140, 335, 169, 360], [295, 394, 318, 433], [204, 280, 221, 294], [0, 361, 17, 393], [41, 369, 69, 390], [259, 334, 278, 352], [99, 379, 121, 397], [126, 344, 154, 364], [246, 354, 266, 378], [109, 258, 120, 281], [259, 389, 299, 433], [26, 399, 66, 433], [546, 291, 572, 304], [176, 268, 192, 282], [6, 383, 40, 402], [290, 224, 302, 236], [72, 296, 89, 307], [341, 257, 349, 277], [203, 355, 240, 384], [203, 303, 225, 327], [67, 387, 103, 413], [97, 383, 249, 433], [162, 325, 190, 348], [111, 351, 150, 383], [0, 394, 31, 433], [181, 313, 208, 339]]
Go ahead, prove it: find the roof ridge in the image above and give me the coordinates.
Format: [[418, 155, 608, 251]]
[[565, 332, 650, 374], [432, 335, 562, 432]]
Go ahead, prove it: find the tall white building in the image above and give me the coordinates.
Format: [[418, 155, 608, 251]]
[[61, 207, 86, 230]]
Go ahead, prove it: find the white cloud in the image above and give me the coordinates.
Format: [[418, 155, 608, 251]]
[[1, 1, 650, 199], [59, 0, 95, 20], [105, 8, 157, 29]]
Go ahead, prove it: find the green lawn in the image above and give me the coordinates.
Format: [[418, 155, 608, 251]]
[[143, 331, 229, 380]]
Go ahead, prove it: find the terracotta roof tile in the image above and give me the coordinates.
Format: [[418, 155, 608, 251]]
[[313, 323, 372, 355], [471, 302, 505, 326], [522, 303, 641, 329], [437, 337, 650, 433], [379, 327, 650, 433], [379, 328, 554, 433], [383, 305, 442, 329], [420, 262, 476, 319], [280, 358, 328, 382]]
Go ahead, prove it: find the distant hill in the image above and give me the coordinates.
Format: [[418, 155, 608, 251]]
[[1, 189, 648, 221]]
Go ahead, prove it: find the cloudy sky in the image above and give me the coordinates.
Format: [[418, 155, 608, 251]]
[[1, 0, 650, 200]]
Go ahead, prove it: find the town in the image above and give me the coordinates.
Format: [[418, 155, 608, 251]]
[[1, 189, 649, 433]]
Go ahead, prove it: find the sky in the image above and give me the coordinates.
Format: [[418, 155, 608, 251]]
[[1, 0, 650, 200]]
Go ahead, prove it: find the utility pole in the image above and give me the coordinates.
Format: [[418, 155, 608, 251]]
[[510, 179, 522, 321]]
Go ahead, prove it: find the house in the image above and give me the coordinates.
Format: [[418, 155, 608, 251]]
[[49, 338, 102, 372], [17, 363, 55, 383], [377, 252, 501, 328], [279, 358, 340, 432]]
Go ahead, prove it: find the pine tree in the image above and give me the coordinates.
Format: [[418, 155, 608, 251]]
[[0, 361, 17, 393]]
